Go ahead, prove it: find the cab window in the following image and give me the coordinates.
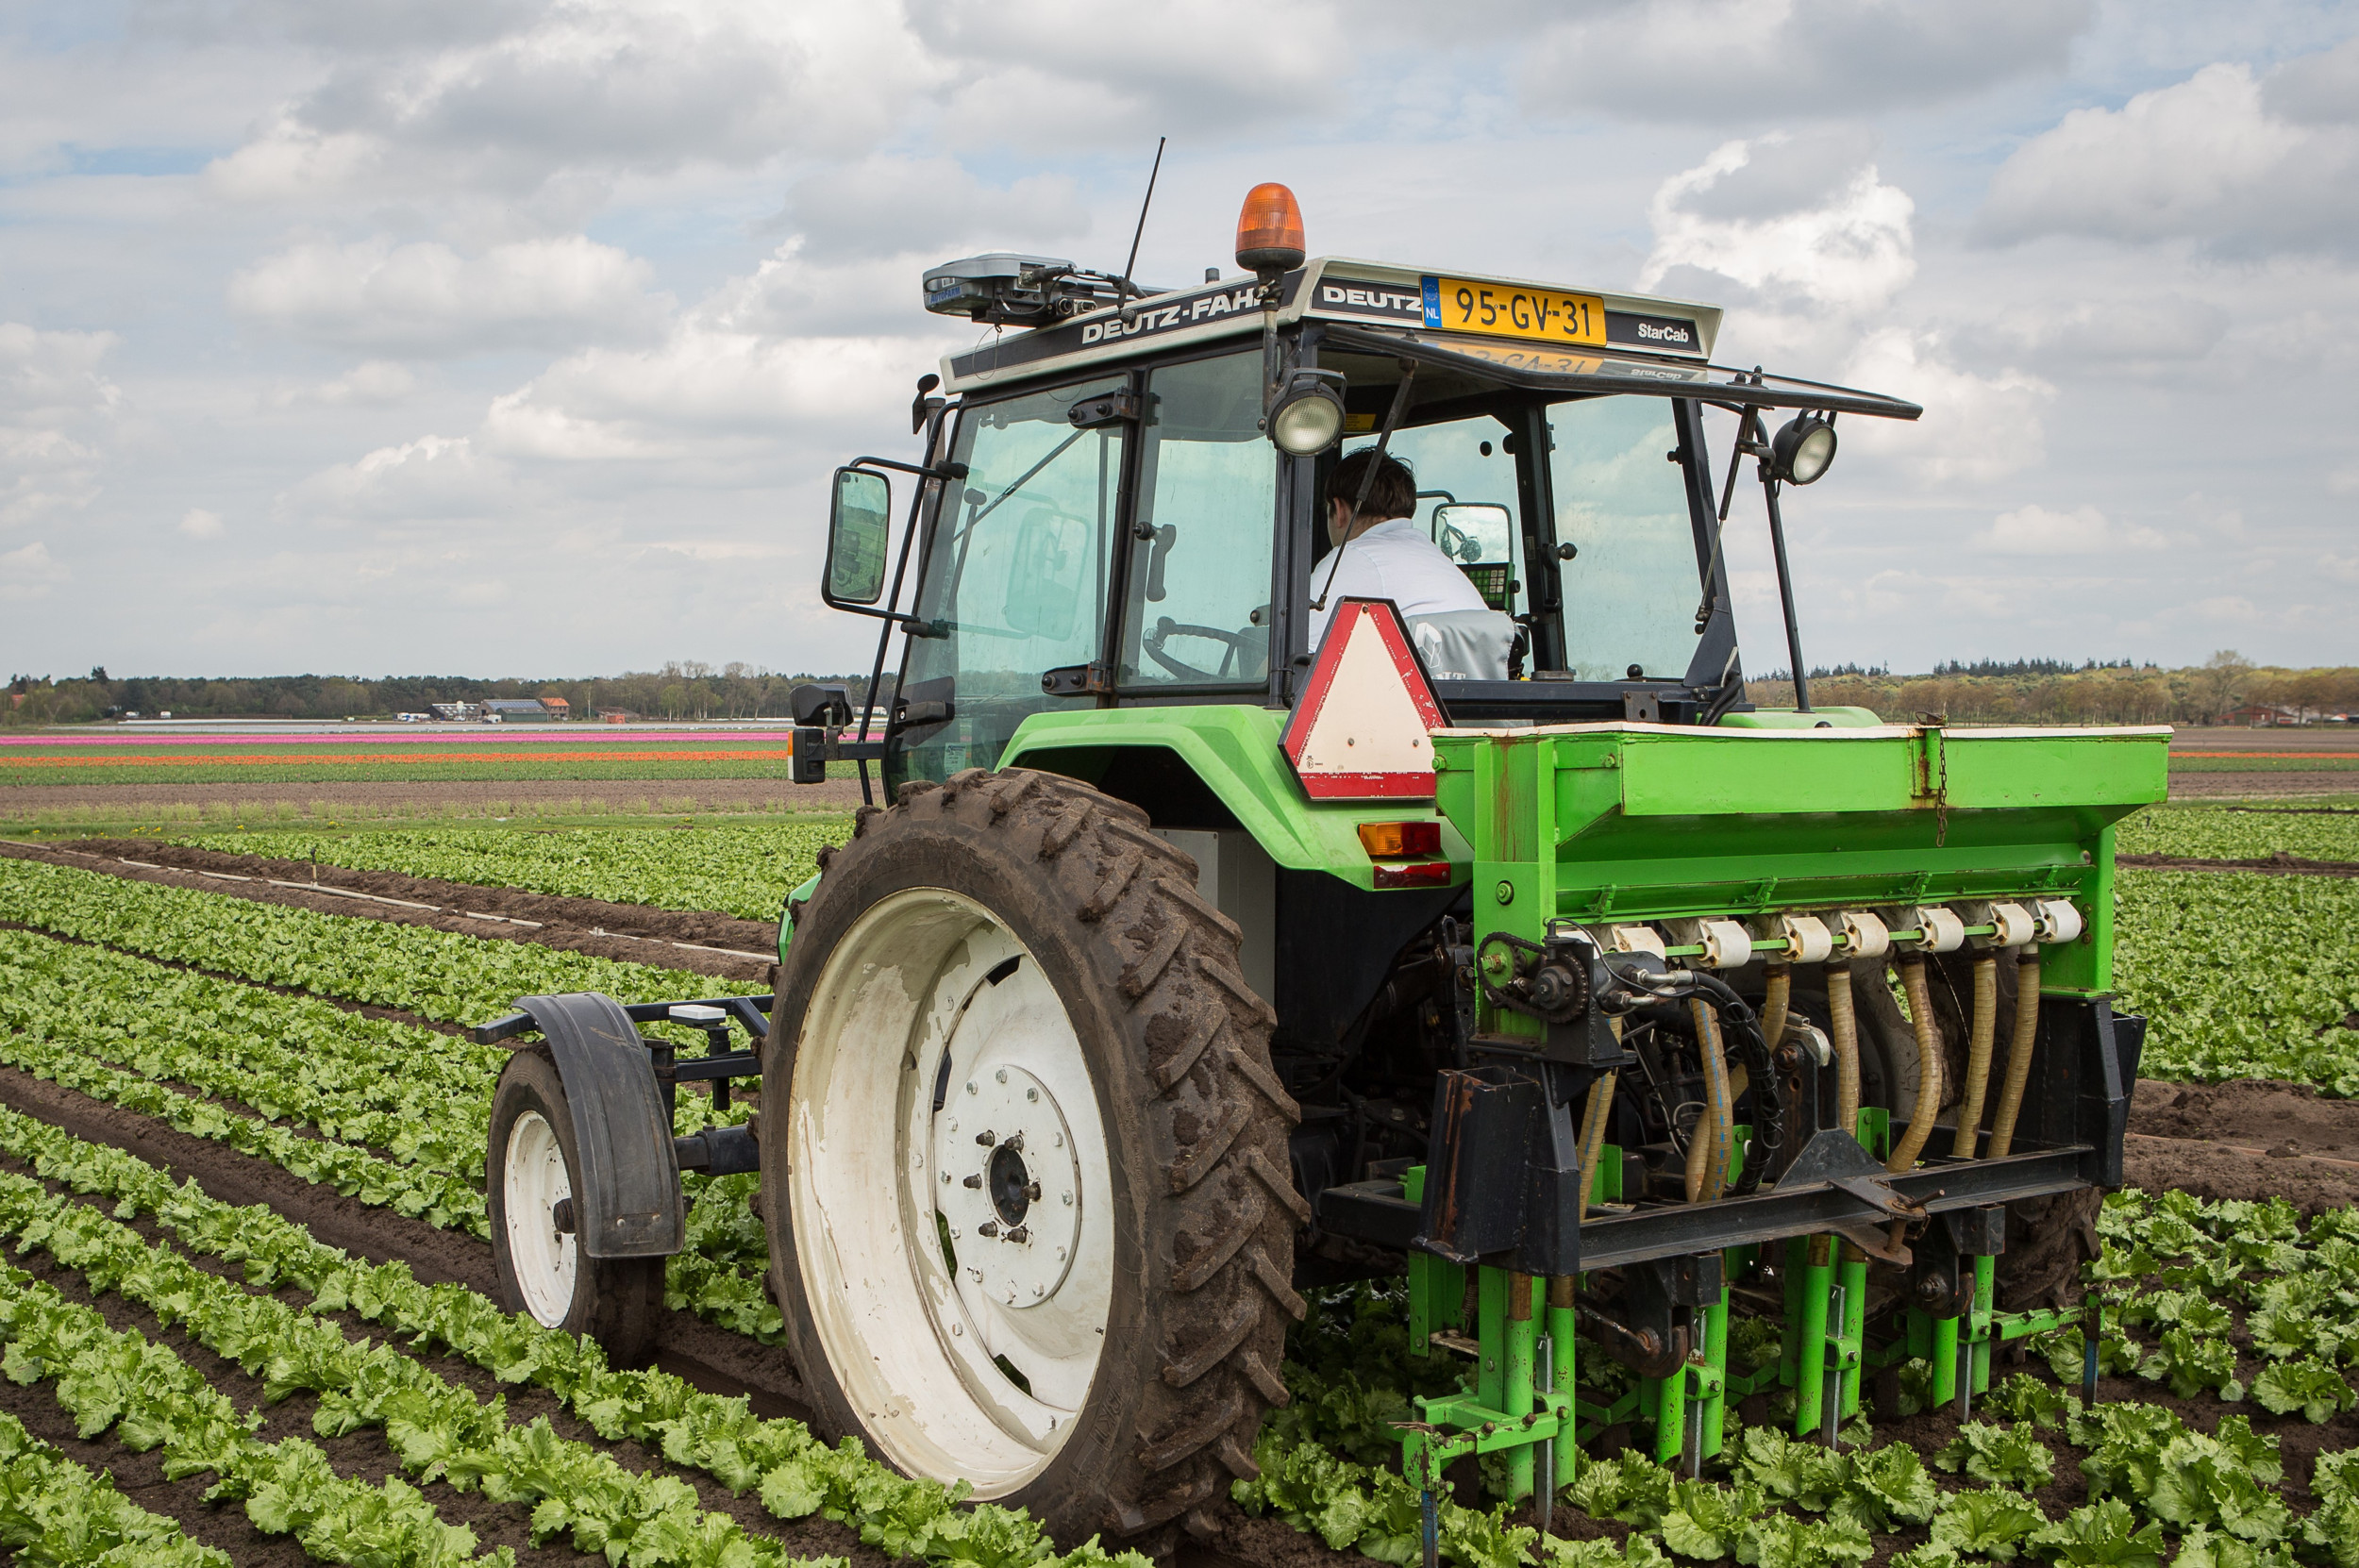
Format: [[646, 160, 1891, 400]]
[[1117, 349, 1277, 689], [895, 375, 1126, 784], [1547, 396, 1701, 682]]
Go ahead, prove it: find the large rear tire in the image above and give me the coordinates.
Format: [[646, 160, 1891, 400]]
[[486, 1048, 666, 1364], [761, 768, 1302, 1545]]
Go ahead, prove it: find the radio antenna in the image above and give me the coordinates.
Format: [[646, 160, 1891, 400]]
[[1119, 137, 1167, 296]]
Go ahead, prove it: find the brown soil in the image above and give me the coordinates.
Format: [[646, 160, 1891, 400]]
[[0, 776, 871, 814], [0, 1059, 808, 1413], [0, 1056, 1364, 1568], [2122, 1076, 2359, 1214], [0, 1182, 859, 1565], [2168, 772, 2359, 798], [2119, 852, 2359, 877], [0, 837, 778, 986], [2168, 728, 2359, 753]]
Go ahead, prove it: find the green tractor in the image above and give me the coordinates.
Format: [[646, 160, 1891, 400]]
[[476, 183, 2165, 1551]]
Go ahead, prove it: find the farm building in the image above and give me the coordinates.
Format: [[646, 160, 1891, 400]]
[[539, 695, 571, 718], [480, 698, 555, 723]]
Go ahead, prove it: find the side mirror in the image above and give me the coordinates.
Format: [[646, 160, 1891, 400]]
[[825, 468, 892, 605], [1431, 502, 1513, 564]]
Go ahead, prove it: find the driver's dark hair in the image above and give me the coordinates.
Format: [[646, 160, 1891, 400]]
[[1328, 449, 1416, 523]]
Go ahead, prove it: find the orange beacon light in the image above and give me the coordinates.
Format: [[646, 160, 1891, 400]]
[[1235, 183, 1306, 276]]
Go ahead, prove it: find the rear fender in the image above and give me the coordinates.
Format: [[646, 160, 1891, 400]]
[[999, 705, 1469, 887], [515, 992, 685, 1258]]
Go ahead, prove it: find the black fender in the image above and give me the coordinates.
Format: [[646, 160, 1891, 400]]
[[514, 992, 685, 1258]]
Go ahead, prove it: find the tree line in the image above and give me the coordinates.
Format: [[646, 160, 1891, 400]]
[[4, 662, 883, 727], [1743, 651, 2357, 726], [8, 650, 2352, 729]]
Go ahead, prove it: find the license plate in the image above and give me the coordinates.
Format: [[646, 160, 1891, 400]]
[[1424, 276, 1607, 346]]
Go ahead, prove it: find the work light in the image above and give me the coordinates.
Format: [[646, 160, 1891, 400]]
[[1770, 413, 1837, 484], [1267, 371, 1346, 456]]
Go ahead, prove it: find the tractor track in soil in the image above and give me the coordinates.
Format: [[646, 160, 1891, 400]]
[[0, 1059, 1349, 1568], [2118, 851, 2359, 878], [0, 837, 779, 986]]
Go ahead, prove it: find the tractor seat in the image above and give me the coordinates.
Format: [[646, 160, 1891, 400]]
[[1407, 609, 1515, 682]]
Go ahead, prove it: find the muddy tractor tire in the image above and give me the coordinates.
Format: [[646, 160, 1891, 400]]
[[761, 767, 1303, 1546], [486, 1047, 667, 1364]]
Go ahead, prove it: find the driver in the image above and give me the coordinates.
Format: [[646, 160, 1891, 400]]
[[1306, 449, 1490, 651]]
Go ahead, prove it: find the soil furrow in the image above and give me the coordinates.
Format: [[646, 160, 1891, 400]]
[[2119, 852, 2359, 877], [1, 1217, 852, 1566], [0, 1060, 806, 1414], [0, 838, 776, 984]]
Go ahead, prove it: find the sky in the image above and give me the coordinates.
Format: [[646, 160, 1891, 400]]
[[2, 0, 2355, 680]]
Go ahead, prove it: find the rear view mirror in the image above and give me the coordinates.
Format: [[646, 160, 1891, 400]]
[[826, 469, 891, 605], [1432, 502, 1513, 564]]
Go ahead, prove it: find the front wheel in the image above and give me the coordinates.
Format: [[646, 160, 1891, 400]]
[[762, 769, 1303, 1544], [487, 1048, 665, 1364]]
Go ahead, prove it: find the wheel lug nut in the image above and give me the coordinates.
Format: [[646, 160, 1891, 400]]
[[1005, 1132, 1024, 1153], [1026, 1180, 1042, 1201], [978, 1221, 999, 1238], [1031, 1283, 1045, 1297], [967, 1267, 981, 1281], [962, 1174, 982, 1189], [995, 1067, 1008, 1083], [1026, 1087, 1039, 1102], [941, 1172, 951, 1185], [1005, 1226, 1029, 1243], [976, 1130, 995, 1146], [1062, 1191, 1073, 1205]]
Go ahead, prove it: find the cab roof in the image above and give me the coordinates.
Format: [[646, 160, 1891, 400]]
[[941, 257, 1724, 396]]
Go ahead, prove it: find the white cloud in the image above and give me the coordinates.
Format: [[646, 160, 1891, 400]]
[[228, 236, 667, 356], [783, 156, 1089, 265], [284, 432, 502, 522], [1839, 328, 2056, 485], [202, 6, 926, 208], [1978, 56, 2359, 253], [1638, 137, 1917, 320], [1978, 503, 2165, 556], [178, 508, 225, 540], [0, 540, 68, 600], [1523, 0, 2091, 122], [913, 0, 1340, 147], [0, 322, 119, 528]]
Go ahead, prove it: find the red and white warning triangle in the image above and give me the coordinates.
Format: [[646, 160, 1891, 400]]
[[1282, 598, 1446, 800]]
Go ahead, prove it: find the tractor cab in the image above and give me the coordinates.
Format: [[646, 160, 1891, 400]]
[[810, 186, 1920, 801]]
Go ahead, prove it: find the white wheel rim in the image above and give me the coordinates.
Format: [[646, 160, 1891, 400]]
[[503, 1109, 578, 1327], [790, 887, 1114, 1497]]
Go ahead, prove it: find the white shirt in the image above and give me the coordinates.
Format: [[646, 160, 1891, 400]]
[[1306, 517, 1492, 651]]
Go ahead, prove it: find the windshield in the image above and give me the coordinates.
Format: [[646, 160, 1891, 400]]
[[894, 376, 1126, 786], [1546, 396, 1702, 682]]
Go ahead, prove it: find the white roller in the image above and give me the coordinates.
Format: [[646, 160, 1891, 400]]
[[1835, 909, 1890, 959], [2033, 899, 2084, 943]]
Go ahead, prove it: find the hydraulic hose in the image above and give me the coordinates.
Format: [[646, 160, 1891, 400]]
[[1886, 956, 1946, 1174], [1826, 961, 1862, 1136], [1760, 963, 1792, 1056], [1986, 946, 2043, 1159], [1685, 997, 1735, 1202], [1949, 954, 1999, 1159], [1578, 1067, 1616, 1222]]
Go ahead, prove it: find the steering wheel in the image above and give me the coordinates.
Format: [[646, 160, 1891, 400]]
[[1142, 616, 1256, 681]]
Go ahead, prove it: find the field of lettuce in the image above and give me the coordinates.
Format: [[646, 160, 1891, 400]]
[[0, 820, 2354, 1568]]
